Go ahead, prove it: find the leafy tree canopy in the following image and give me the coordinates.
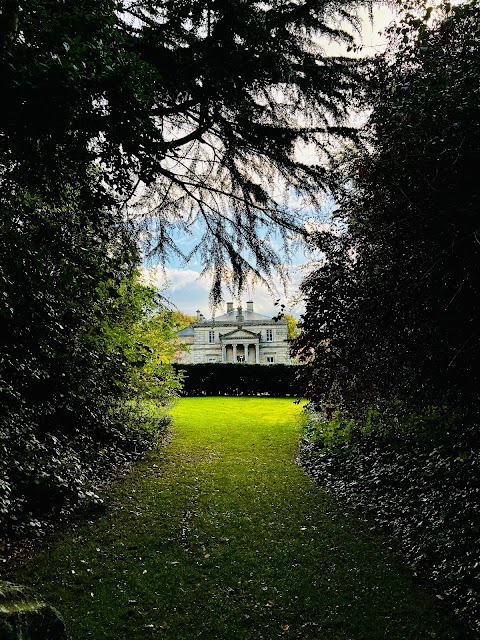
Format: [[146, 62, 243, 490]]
[[284, 313, 300, 341], [171, 311, 196, 331], [294, 1, 480, 415]]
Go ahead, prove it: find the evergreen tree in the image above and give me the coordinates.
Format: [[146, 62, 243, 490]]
[[1, 0, 367, 295], [0, 0, 370, 534]]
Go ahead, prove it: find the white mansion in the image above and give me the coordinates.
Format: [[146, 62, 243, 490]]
[[174, 301, 290, 365]]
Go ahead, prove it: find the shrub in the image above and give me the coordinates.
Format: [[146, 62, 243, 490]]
[[300, 410, 480, 637], [173, 363, 302, 397]]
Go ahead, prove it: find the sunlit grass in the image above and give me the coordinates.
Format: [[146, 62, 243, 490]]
[[9, 398, 461, 639]]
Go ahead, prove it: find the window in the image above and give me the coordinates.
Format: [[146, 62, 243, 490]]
[[266, 355, 275, 364], [266, 328, 273, 342], [208, 330, 215, 344], [208, 357, 217, 363]]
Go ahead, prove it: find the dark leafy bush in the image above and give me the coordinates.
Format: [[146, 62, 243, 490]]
[[173, 363, 302, 397], [0, 187, 181, 539], [293, 2, 480, 418], [0, 400, 173, 540], [300, 412, 480, 638]]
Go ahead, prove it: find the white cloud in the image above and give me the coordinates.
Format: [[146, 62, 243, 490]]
[[166, 268, 211, 293], [140, 263, 311, 319]]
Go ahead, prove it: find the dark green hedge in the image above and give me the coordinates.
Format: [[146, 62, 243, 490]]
[[300, 417, 480, 637], [173, 364, 302, 396]]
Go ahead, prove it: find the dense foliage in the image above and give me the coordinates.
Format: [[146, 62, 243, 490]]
[[1, 0, 369, 537], [1, 4, 184, 529], [173, 364, 302, 397], [300, 413, 479, 636], [0, 228, 181, 537], [294, 1, 480, 416], [293, 4, 480, 635]]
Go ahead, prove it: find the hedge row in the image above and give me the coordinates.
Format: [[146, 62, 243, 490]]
[[300, 417, 479, 638], [173, 363, 302, 396]]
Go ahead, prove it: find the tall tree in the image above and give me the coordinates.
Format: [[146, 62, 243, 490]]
[[294, 1, 480, 414], [126, 0, 366, 296], [1, 0, 368, 296], [1, 0, 372, 534]]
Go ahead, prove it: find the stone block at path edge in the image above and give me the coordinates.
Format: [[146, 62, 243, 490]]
[[0, 581, 70, 640]]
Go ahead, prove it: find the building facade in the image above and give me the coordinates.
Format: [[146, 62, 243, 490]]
[[174, 301, 290, 365]]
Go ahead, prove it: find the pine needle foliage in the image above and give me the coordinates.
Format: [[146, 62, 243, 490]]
[[2, 0, 369, 298], [128, 0, 367, 297]]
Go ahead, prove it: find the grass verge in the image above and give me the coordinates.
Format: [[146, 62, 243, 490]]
[[4, 397, 464, 639]]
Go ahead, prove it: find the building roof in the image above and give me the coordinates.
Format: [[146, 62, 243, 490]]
[[175, 302, 287, 337], [213, 309, 274, 322], [176, 325, 195, 337]]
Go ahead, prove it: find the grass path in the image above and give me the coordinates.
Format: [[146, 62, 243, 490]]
[[10, 398, 461, 639]]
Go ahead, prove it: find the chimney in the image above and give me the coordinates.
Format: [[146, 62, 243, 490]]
[[236, 306, 244, 324], [196, 310, 201, 321], [227, 302, 234, 313], [246, 301, 253, 313]]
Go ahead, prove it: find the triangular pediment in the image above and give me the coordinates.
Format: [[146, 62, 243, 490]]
[[221, 328, 259, 340]]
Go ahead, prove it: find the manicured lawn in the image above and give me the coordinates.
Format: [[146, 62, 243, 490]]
[[9, 398, 462, 639]]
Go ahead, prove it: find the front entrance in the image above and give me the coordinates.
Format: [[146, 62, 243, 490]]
[[223, 342, 259, 363]]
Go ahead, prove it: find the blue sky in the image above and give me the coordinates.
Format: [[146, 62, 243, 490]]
[[141, 194, 338, 319], [142, 224, 320, 320]]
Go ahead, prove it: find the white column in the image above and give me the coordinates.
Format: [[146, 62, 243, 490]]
[[222, 345, 226, 363], [244, 343, 249, 363], [255, 343, 260, 364], [233, 343, 237, 362]]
